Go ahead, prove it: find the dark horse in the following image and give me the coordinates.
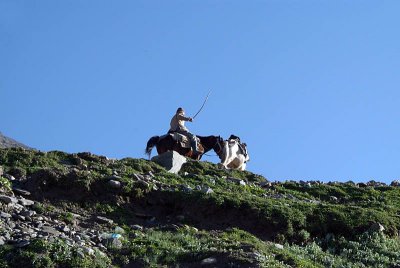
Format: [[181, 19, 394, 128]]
[[145, 134, 224, 160]]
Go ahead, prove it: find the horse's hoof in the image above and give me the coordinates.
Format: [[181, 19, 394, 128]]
[[217, 163, 228, 170]]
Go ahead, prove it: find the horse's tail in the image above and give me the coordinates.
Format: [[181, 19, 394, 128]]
[[145, 136, 160, 158]]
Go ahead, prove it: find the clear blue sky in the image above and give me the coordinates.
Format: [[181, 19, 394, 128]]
[[1, 1, 400, 183]]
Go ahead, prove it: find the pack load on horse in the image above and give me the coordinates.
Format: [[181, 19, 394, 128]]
[[218, 134, 250, 171], [145, 107, 224, 160]]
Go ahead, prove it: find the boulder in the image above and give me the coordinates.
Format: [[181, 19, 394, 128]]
[[103, 237, 123, 249], [131, 225, 143, 231], [96, 216, 114, 225], [12, 188, 31, 196], [201, 186, 214, 194], [0, 195, 17, 204], [370, 222, 385, 233], [41, 226, 61, 236], [391, 180, 400, 187], [259, 181, 272, 188], [151, 151, 187, 174], [329, 196, 338, 202], [4, 174, 15, 181], [108, 180, 121, 189], [227, 177, 246, 186], [18, 198, 35, 206], [0, 212, 11, 218], [201, 257, 217, 265]]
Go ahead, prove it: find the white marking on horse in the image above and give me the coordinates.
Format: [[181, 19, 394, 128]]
[[219, 140, 250, 171]]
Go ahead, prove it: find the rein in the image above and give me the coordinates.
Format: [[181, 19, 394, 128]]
[[200, 136, 224, 158], [211, 138, 223, 158]]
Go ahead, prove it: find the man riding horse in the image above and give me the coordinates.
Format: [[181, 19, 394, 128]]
[[145, 107, 224, 160], [168, 107, 199, 154]]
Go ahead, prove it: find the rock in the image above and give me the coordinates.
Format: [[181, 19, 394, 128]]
[[260, 181, 272, 188], [133, 174, 144, 181], [0, 212, 11, 218], [275, 243, 284, 250], [96, 216, 114, 224], [329, 196, 338, 202], [151, 151, 187, 174], [82, 246, 95, 256], [131, 225, 143, 231], [60, 225, 70, 233], [0, 195, 17, 204], [16, 240, 30, 248], [391, 180, 400, 187], [4, 174, 15, 181], [110, 174, 122, 180], [114, 226, 125, 234], [181, 185, 193, 193], [201, 186, 214, 194], [103, 237, 123, 249], [18, 198, 35, 206], [201, 257, 217, 265], [367, 180, 385, 187], [108, 180, 121, 189], [137, 180, 150, 188], [12, 188, 31, 196], [370, 223, 385, 233], [41, 226, 61, 236], [20, 210, 36, 217], [7, 222, 16, 229], [227, 177, 246, 186], [20, 227, 34, 234]]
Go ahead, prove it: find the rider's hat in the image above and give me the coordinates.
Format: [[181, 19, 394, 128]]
[[177, 107, 184, 113]]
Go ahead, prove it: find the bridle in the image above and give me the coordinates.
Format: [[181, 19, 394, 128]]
[[212, 137, 224, 158], [201, 136, 224, 158]]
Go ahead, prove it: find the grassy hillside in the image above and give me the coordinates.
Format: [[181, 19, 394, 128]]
[[0, 147, 400, 267]]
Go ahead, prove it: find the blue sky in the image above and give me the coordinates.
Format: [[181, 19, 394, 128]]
[[1, 1, 400, 183]]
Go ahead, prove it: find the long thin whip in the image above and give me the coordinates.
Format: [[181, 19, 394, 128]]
[[193, 90, 212, 119]]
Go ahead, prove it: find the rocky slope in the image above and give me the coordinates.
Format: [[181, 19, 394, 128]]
[[0, 132, 31, 149], [0, 148, 400, 267]]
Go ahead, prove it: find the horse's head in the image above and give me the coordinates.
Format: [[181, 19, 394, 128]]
[[196, 135, 224, 157]]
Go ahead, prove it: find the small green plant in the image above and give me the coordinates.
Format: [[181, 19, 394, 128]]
[[0, 176, 11, 192], [133, 187, 144, 199], [59, 212, 74, 224], [32, 203, 45, 214], [95, 203, 115, 214]]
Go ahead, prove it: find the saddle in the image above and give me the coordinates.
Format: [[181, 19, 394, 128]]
[[169, 132, 200, 150]]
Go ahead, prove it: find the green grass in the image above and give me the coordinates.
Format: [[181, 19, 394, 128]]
[[0, 239, 112, 268], [1, 148, 400, 267]]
